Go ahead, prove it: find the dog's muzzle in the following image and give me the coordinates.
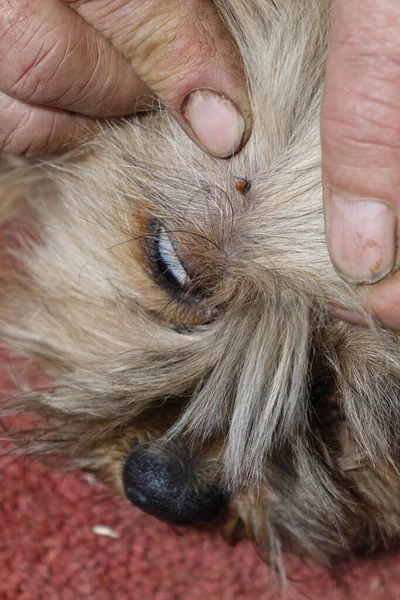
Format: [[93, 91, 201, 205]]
[[123, 442, 225, 525]]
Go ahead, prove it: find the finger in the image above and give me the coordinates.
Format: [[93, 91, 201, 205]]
[[0, 0, 150, 117], [0, 91, 101, 156], [333, 272, 400, 330], [64, 0, 252, 158], [364, 273, 400, 329], [328, 305, 369, 327], [321, 0, 400, 285]]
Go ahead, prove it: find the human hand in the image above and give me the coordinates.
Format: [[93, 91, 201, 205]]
[[321, 0, 400, 328], [0, 0, 251, 157]]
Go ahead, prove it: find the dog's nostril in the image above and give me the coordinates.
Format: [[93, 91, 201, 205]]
[[123, 443, 225, 525]]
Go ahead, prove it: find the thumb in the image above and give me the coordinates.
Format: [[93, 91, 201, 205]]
[[66, 0, 252, 158], [321, 0, 400, 285]]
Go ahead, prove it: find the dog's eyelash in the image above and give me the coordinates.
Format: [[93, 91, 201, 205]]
[[153, 225, 191, 291]]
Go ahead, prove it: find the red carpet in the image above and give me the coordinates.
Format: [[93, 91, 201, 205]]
[[1, 423, 400, 599], [0, 320, 400, 598], [2, 457, 400, 600]]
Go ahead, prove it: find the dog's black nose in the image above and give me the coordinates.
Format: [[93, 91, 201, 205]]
[[123, 443, 225, 525]]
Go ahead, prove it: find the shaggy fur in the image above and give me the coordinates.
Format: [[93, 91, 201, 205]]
[[1, 0, 400, 572]]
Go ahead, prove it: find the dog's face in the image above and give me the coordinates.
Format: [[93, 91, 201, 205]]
[[2, 0, 400, 568]]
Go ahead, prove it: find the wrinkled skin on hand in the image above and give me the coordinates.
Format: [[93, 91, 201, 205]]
[[322, 0, 400, 329], [0, 0, 251, 157]]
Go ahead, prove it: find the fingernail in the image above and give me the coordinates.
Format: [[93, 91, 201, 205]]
[[326, 191, 397, 284], [182, 89, 246, 158], [328, 305, 368, 326]]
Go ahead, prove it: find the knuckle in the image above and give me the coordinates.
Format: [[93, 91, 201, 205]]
[[0, 7, 45, 98], [321, 80, 400, 196], [115, 2, 178, 64], [138, 33, 214, 101], [340, 28, 400, 84], [0, 0, 34, 62], [0, 115, 31, 155], [0, 0, 30, 36], [324, 20, 400, 165], [321, 112, 400, 197], [322, 91, 400, 167], [118, 3, 216, 97], [6, 27, 85, 105], [322, 114, 400, 158], [0, 3, 88, 106], [129, 23, 179, 78], [0, 101, 56, 156]]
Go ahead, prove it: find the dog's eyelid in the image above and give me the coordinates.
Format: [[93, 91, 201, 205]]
[[151, 223, 202, 299], [157, 226, 188, 286], [149, 221, 217, 321]]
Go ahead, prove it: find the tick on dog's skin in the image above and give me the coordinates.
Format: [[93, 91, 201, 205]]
[[235, 179, 251, 194]]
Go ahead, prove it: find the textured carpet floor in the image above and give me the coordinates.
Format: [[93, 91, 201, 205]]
[[2, 458, 400, 600], [2, 437, 400, 598], [1, 359, 400, 598], [0, 434, 400, 600]]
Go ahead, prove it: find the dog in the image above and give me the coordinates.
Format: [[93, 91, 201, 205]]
[[1, 0, 400, 574]]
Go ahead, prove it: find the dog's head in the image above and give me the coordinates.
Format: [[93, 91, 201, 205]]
[[2, 0, 400, 566]]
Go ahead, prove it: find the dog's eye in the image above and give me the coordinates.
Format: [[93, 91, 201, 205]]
[[153, 225, 191, 291]]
